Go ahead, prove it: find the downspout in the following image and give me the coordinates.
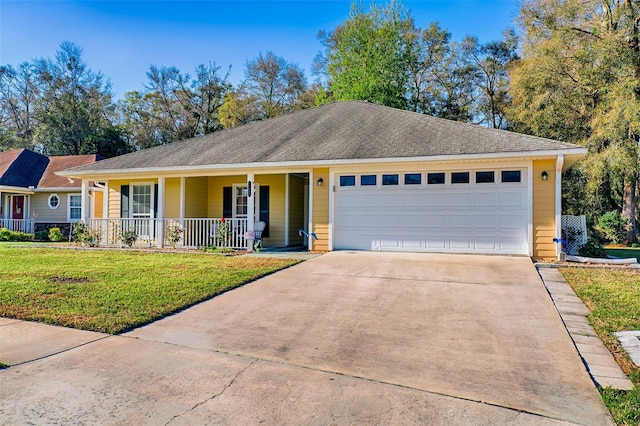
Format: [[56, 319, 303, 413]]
[[555, 154, 564, 257]]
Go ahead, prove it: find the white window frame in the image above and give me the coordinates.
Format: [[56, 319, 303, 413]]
[[67, 193, 82, 221], [130, 182, 154, 219], [232, 183, 259, 222], [48, 193, 60, 210]]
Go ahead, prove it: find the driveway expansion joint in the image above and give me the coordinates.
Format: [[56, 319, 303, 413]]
[[7, 334, 112, 367]]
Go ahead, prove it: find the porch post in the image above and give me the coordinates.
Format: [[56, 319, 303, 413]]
[[247, 173, 255, 252], [555, 154, 564, 258], [284, 173, 290, 246], [157, 177, 165, 248], [308, 170, 314, 251], [179, 177, 186, 246], [103, 181, 109, 219], [81, 179, 89, 222]]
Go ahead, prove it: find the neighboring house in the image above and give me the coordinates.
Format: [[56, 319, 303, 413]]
[[59, 101, 587, 259], [0, 148, 103, 236]]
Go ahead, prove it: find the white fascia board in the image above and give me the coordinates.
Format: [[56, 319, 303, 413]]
[[0, 186, 35, 194], [56, 148, 587, 180]]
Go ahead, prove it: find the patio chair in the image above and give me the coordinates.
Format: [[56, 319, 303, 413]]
[[253, 221, 266, 252]]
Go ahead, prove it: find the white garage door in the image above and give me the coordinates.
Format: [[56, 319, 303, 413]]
[[334, 169, 529, 254]]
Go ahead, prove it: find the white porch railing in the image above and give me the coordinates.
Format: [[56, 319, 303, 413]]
[[84, 218, 248, 249], [0, 219, 35, 233]]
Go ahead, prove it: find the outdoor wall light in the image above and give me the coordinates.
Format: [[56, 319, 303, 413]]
[[317, 178, 324, 186], [541, 171, 549, 181]]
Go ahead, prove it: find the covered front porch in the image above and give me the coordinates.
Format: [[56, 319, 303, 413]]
[[79, 171, 322, 250]]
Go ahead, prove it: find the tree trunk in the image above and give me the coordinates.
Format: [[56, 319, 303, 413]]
[[622, 176, 638, 244]]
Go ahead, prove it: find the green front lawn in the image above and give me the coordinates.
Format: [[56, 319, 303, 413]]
[[605, 247, 640, 263], [560, 268, 640, 425], [0, 248, 299, 334]]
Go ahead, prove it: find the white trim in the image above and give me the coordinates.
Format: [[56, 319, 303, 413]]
[[328, 171, 335, 251], [103, 181, 109, 220], [81, 180, 88, 221], [555, 154, 564, 257], [308, 170, 314, 251], [156, 177, 165, 248], [47, 193, 60, 210], [130, 182, 155, 219], [0, 186, 34, 194], [247, 173, 255, 252], [284, 174, 290, 246], [179, 177, 186, 228], [67, 193, 82, 222], [527, 163, 534, 256], [57, 149, 588, 179]]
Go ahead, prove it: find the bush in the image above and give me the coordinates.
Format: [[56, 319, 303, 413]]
[[597, 210, 628, 245], [48, 227, 64, 242], [165, 225, 183, 249], [120, 230, 138, 247], [34, 230, 49, 241], [72, 222, 99, 247], [578, 236, 606, 258], [632, 243, 640, 248], [0, 228, 11, 241]]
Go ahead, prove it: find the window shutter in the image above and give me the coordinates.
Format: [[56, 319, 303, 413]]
[[222, 187, 232, 218], [120, 185, 129, 218], [259, 186, 269, 238]]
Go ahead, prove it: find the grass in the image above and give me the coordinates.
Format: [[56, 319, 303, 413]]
[[560, 267, 640, 425], [605, 247, 640, 263], [0, 248, 300, 334]]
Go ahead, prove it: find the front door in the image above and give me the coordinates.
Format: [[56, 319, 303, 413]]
[[12, 196, 24, 220]]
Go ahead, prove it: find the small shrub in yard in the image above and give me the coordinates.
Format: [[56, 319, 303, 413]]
[[165, 225, 183, 248], [48, 227, 64, 242], [632, 243, 640, 248], [72, 222, 100, 247], [578, 236, 606, 258], [120, 230, 138, 247], [34, 230, 49, 241], [0, 228, 11, 241], [0, 228, 34, 242], [597, 210, 628, 245]]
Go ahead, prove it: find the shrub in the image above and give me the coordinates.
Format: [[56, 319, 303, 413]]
[[48, 227, 64, 242], [632, 243, 640, 248], [72, 222, 99, 247], [165, 225, 183, 249], [120, 230, 138, 247], [578, 236, 606, 258], [34, 230, 49, 241], [597, 210, 628, 245], [0, 228, 11, 241]]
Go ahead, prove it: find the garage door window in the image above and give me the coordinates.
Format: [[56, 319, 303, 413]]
[[476, 171, 495, 183], [451, 172, 470, 184], [501, 171, 522, 183], [361, 175, 377, 186], [427, 173, 445, 184], [382, 174, 399, 185], [404, 173, 422, 185], [340, 176, 356, 187]]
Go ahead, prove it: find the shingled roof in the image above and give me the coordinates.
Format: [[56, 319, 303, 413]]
[[63, 101, 585, 175], [38, 155, 101, 188]]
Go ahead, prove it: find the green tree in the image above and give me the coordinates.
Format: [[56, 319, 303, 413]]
[[315, 1, 415, 109], [0, 62, 40, 150], [508, 0, 640, 243]]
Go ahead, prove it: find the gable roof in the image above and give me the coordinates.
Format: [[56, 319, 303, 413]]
[[0, 149, 49, 188], [0, 149, 101, 190], [62, 101, 586, 176], [38, 155, 101, 188]]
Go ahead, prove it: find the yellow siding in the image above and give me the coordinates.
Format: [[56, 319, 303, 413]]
[[164, 178, 181, 218], [288, 175, 306, 246], [207, 175, 246, 217], [533, 159, 557, 259], [108, 180, 128, 218], [255, 174, 285, 246], [312, 168, 329, 251], [185, 177, 208, 217], [92, 190, 104, 219]]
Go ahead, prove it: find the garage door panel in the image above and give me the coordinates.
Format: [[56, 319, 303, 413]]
[[334, 170, 529, 254]]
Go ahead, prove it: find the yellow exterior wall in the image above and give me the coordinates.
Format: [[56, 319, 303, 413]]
[[207, 175, 246, 218], [107, 179, 159, 218], [164, 178, 181, 218], [288, 175, 306, 246], [255, 174, 285, 247], [311, 168, 330, 251], [92, 190, 104, 219], [185, 177, 208, 218], [533, 159, 557, 259]]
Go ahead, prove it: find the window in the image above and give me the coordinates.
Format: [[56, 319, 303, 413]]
[[476, 171, 495, 183], [340, 175, 356, 187], [48, 194, 60, 209], [131, 184, 153, 218], [427, 173, 445, 185], [68, 194, 82, 221], [361, 175, 377, 186], [451, 172, 470, 184], [382, 174, 399, 185], [501, 170, 522, 183], [231, 184, 260, 221], [234, 186, 248, 217], [404, 173, 422, 185]]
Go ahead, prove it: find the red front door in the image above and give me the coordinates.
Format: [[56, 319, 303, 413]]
[[12, 196, 24, 220]]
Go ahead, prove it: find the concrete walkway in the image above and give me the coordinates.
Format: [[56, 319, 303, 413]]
[[0, 252, 614, 425]]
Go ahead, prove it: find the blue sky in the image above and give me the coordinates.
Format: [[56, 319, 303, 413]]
[[1, 1, 519, 99]]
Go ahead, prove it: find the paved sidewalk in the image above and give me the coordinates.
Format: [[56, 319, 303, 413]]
[[537, 267, 634, 390]]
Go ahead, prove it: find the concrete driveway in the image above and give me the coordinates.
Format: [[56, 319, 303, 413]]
[[0, 252, 613, 425]]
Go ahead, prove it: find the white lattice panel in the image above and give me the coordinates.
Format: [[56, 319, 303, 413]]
[[561, 215, 587, 255]]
